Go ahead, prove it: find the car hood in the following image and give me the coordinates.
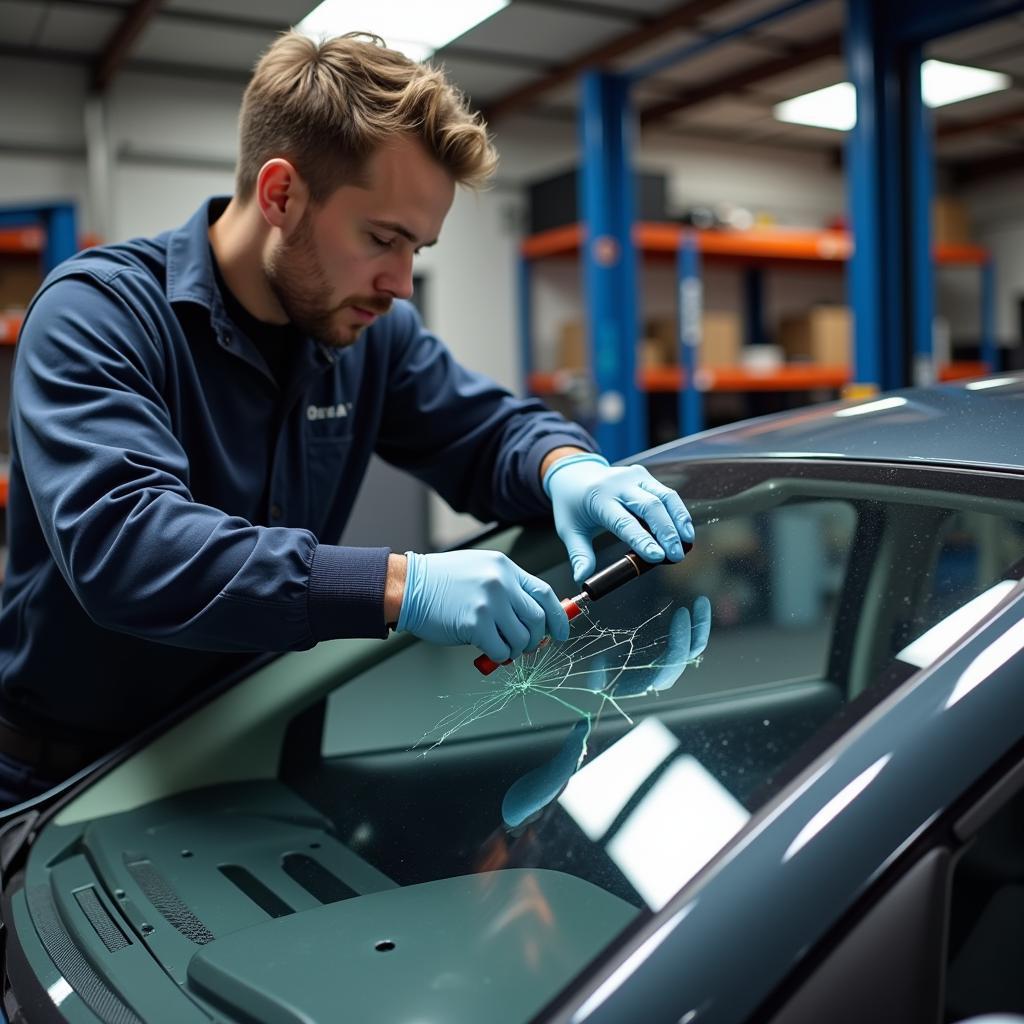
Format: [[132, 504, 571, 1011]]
[[641, 375, 1024, 473]]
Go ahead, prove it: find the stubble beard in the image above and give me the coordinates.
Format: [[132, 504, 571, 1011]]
[[265, 211, 373, 348]]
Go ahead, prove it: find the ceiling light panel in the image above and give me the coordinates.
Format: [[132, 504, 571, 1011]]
[[298, 0, 509, 61]]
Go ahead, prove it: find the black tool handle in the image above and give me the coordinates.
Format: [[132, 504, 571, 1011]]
[[582, 540, 692, 601]]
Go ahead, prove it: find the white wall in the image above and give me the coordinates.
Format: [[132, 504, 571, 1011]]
[[0, 57, 91, 219]]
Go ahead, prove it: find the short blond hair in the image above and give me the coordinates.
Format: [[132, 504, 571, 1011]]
[[236, 31, 498, 201]]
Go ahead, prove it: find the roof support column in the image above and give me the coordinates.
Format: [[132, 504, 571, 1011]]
[[578, 70, 644, 461], [846, 0, 932, 392]]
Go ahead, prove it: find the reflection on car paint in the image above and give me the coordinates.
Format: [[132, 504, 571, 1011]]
[[413, 599, 712, 827]]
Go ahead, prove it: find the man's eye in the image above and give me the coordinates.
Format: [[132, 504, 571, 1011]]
[[370, 234, 395, 249]]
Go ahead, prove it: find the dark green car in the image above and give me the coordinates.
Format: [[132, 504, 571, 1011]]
[[3, 376, 1024, 1024]]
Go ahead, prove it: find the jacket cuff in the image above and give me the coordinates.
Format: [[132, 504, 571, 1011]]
[[308, 544, 391, 641], [526, 435, 602, 507]]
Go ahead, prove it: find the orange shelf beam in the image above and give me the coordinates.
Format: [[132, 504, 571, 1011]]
[[0, 314, 23, 345], [643, 365, 851, 392], [529, 361, 988, 395], [938, 361, 988, 381], [0, 475, 7, 508], [521, 222, 988, 266], [0, 227, 45, 254]]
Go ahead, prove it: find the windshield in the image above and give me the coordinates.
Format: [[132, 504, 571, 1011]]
[[280, 462, 1024, 997], [22, 460, 1024, 1024]]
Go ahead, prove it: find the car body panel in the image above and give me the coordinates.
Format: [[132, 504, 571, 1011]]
[[641, 376, 1024, 475]]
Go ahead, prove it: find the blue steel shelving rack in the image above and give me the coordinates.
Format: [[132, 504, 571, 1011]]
[[520, 0, 1021, 463], [0, 202, 80, 512], [0, 202, 79, 276]]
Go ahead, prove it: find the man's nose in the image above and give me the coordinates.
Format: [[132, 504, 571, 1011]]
[[375, 250, 415, 300]]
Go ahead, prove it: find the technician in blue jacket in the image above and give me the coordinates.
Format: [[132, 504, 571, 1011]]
[[0, 31, 693, 802]]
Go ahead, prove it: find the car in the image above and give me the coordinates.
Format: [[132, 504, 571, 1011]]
[[2, 374, 1024, 1024]]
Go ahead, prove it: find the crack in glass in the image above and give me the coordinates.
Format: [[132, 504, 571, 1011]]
[[413, 597, 712, 827]]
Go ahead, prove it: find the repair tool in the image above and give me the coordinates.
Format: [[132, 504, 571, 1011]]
[[473, 541, 692, 675]]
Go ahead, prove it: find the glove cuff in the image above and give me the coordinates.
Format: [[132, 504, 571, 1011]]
[[542, 452, 610, 498], [396, 550, 422, 634]]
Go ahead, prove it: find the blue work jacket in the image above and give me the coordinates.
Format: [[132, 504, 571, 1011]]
[[0, 198, 596, 740]]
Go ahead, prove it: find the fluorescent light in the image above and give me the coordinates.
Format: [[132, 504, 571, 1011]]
[[773, 82, 856, 132], [774, 59, 1010, 131], [297, 0, 508, 62], [898, 580, 1018, 669], [923, 59, 1011, 108]]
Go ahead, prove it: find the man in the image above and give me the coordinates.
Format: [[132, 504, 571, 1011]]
[[0, 32, 693, 803]]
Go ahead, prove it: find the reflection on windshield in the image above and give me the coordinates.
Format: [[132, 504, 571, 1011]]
[[414, 598, 712, 828]]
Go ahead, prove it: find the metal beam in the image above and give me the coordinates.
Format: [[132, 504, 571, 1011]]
[[435, 45, 556, 71], [640, 31, 841, 126], [887, 0, 1024, 45], [624, 0, 819, 83], [514, 0, 648, 23], [92, 0, 162, 92], [937, 106, 1024, 140], [482, 0, 735, 122], [0, 43, 252, 85]]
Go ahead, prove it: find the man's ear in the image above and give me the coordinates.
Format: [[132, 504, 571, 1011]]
[[255, 159, 309, 233]]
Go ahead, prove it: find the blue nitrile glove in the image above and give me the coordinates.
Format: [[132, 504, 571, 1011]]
[[396, 550, 570, 664], [545, 453, 695, 584]]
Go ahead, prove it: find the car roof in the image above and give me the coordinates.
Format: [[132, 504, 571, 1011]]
[[641, 374, 1024, 474]]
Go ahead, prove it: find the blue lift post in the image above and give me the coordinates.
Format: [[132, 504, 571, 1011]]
[[578, 69, 644, 462], [907, 40, 936, 386], [981, 257, 997, 372], [845, 0, 898, 393], [677, 232, 703, 439], [0, 202, 79, 275], [847, 0, 1024, 393]]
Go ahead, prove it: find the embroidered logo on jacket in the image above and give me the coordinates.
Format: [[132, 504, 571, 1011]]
[[307, 402, 353, 421]]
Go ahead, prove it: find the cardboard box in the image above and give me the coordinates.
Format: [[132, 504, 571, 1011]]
[[639, 337, 666, 369], [700, 311, 742, 367], [933, 197, 970, 246], [647, 312, 741, 368], [559, 311, 742, 371], [778, 305, 851, 365], [557, 318, 587, 370], [0, 256, 42, 308]]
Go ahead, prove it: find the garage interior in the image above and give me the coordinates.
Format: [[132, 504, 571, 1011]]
[[2, 0, 1023, 559], [1, 4, 1024, 1023]]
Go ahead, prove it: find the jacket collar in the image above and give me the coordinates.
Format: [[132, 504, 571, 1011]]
[[165, 196, 338, 368]]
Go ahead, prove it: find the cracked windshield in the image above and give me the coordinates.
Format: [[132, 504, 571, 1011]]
[[286, 462, 1024, 916]]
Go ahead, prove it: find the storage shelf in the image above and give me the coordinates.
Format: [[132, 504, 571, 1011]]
[[521, 222, 989, 266], [0, 227, 45, 254], [529, 360, 988, 395], [0, 313, 23, 345]]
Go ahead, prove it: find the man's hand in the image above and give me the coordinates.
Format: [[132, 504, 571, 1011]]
[[395, 550, 570, 663], [545, 453, 694, 584]]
